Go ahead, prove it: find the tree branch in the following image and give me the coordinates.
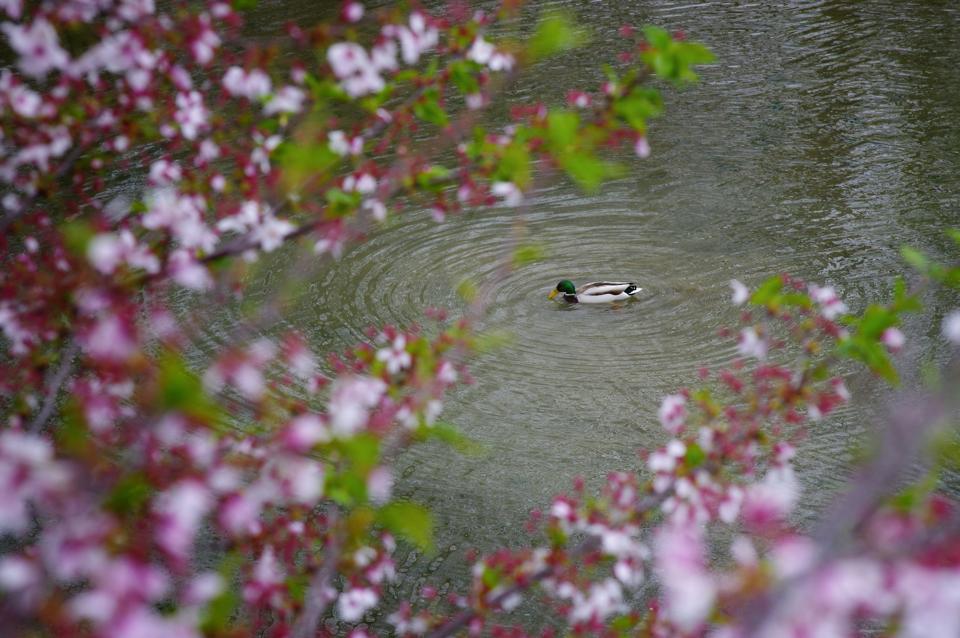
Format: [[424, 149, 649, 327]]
[[28, 339, 80, 433]]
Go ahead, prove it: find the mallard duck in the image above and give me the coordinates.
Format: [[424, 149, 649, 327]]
[[548, 279, 641, 304]]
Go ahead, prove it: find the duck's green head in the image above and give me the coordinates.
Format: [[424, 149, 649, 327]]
[[548, 279, 576, 300]]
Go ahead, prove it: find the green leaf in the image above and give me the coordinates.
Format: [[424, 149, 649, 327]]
[[278, 141, 340, 193], [61, 219, 95, 258], [450, 59, 481, 95], [547, 110, 580, 150], [416, 165, 452, 191], [529, 11, 587, 60], [496, 141, 531, 189], [104, 473, 153, 517], [422, 422, 485, 455], [900, 246, 928, 272], [684, 443, 706, 468], [325, 187, 361, 217], [563, 154, 623, 192], [641, 25, 671, 49], [750, 275, 784, 306], [201, 553, 243, 633], [377, 501, 434, 551], [232, 0, 257, 9], [340, 433, 381, 473], [613, 86, 664, 131], [158, 353, 221, 422], [512, 243, 545, 267], [413, 89, 448, 126], [457, 278, 478, 303]]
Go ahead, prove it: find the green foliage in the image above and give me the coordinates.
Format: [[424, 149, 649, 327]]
[[512, 243, 545, 267], [457, 278, 478, 303], [377, 501, 434, 551], [325, 187, 362, 217], [684, 442, 706, 468], [545, 110, 623, 191], [419, 422, 485, 455], [416, 165, 453, 191], [413, 88, 449, 126], [158, 353, 222, 423], [278, 140, 340, 194], [61, 219, 95, 257], [748, 275, 812, 312], [201, 553, 243, 633], [496, 141, 532, 189], [640, 26, 715, 85], [450, 59, 481, 95], [529, 11, 588, 60], [613, 86, 664, 132], [104, 473, 153, 517]]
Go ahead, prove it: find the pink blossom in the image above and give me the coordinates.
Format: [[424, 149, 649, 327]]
[[567, 578, 627, 624], [743, 464, 799, 525], [264, 85, 305, 115], [243, 546, 285, 608], [283, 414, 330, 451], [344, 172, 377, 194], [363, 198, 387, 222], [149, 159, 182, 185], [0, 302, 32, 355], [655, 521, 715, 631], [491, 181, 522, 206], [88, 230, 160, 275], [658, 394, 686, 434], [328, 130, 364, 156], [143, 188, 217, 251], [0, 431, 71, 534], [376, 334, 411, 374], [222, 66, 272, 99], [881, 327, 905, 351], [467, 36, 495, 65], [328, 375, 386, 436], [942, 309, 960, 344], [271, 456, 324, 504], [391, 12, 438, 65], [730, 279, 749, 305], [7, 82, 41, 117], [3, 18, 69, 78], [338, 586, 379, 622], [809, 283, 848, 320], [634, 136, 651, 158], [0, 0, 21, 19], [174, 90, 209, 140], [342, 2, 364, 23], [466, 92, 485, 110], [737, 326, 768, 360], [83, 315, 137, 362], [153, 480, 211, 562], [168, 249, 212, 290], [0, 555, 39, 609], [327, 42, 385, 97], [218, 492, 263, 537], [190, 19, 220, 65], [252, 214, 295, 252], [367, 466, 393, 504]]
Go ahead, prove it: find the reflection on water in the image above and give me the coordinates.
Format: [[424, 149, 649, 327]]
[[232, 0, 960, 598]]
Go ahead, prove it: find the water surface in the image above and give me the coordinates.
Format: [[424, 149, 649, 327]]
[[236, 0, 960, 601]]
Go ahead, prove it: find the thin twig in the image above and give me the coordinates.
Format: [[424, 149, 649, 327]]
[[28, 339, 80, 433]]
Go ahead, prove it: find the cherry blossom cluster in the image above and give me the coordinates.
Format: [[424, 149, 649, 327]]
[[407, 274, 960, 637]]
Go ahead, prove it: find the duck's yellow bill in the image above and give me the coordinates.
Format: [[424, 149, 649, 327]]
[[548, 289, 558, 300]]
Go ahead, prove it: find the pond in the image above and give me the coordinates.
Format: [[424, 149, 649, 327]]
[[231, 0, 960, 611]]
